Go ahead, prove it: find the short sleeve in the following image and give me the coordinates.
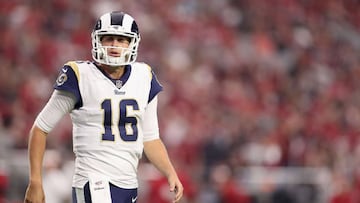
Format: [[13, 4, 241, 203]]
[[54, 62, 83, 108], [148, 70, 163, 103]]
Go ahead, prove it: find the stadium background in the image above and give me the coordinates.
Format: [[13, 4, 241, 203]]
[[1, 0, 360, 202]]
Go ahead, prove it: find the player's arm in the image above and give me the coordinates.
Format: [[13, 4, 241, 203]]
[[144, 139, 183, 202], [24, 90, 76, 203], [24, 125, 47, 203], [142, 96, 183, 203]]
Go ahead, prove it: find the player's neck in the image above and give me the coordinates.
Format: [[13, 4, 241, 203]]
[[100, 65, 125, 79]]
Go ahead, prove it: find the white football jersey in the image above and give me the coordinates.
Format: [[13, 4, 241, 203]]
[[54, 61, 163, 189]]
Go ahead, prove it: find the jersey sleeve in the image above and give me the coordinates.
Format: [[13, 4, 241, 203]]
[[54, 62, 83, 109], [35, 90, 76, 133], [148, 70, 163, 103], [143, 96, 160, 142]]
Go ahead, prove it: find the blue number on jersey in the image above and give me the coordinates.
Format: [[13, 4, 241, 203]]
[[101, 99, 139, 141]]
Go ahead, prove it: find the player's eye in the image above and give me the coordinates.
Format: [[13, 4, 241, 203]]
[[116, 36, 131, 44]]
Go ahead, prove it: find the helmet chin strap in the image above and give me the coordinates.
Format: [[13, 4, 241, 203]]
[[97, 46, 130, 66], [105, 55, 127, 66], [108, 55, 123, 63]]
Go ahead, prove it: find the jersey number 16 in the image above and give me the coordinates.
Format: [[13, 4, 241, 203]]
[[101, 99, 139, 142]]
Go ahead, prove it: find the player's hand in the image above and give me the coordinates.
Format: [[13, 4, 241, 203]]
[[24, 181, 45, 203], [168, 174, 184, 202]]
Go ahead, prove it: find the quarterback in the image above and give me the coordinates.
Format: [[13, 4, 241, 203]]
[[24, 11, 183, 203]]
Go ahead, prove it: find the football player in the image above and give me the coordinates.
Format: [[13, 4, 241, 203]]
[[24, 11, 183, 203]]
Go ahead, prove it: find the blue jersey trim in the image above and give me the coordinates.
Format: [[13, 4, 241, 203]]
[[53, 65, 83, 109], [148, 70, 163, 103], [93, 62, 132, 88]]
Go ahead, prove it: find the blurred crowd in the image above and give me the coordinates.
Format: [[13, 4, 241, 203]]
[[1, 0, 360, 202]]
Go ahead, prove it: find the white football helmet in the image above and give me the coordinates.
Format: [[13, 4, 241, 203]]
[[91, 11, 141, 66]]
